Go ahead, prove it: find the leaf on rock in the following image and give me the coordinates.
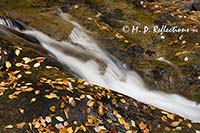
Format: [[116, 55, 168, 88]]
[[59, 127, 73, 133], [5, 61, 12, 69], [15, 49, 20, 56]]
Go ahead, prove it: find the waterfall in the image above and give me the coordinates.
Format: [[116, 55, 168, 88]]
[[1, 15, 200, 122]]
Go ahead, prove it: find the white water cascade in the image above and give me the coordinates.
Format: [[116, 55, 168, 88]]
[[17, 13, 200, 122]]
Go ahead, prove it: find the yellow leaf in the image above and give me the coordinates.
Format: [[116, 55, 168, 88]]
[[139, 121, 147, 130], [5, 125, 13, 129], [59, 127, 73, 133], [33, 63, 41, 68], [170, 121, 180, 127], [23, 57, 31, 64], [5, 61, 12, 69], [15, 63, 23, 67], [15, 49, 20, 56], [49, 106, 56, 112], [167, 113, 175, 120], [44, 93, 58, 99]]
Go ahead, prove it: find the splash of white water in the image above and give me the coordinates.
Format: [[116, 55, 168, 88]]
[[21, 21, 200, 122]]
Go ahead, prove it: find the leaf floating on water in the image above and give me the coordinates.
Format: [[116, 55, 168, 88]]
[[5, 61, 12, 69], [15, 49, 20, 56], [33, 63, 41, 68]]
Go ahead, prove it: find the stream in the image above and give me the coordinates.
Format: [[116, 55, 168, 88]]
[[1, 12, 200, 123]]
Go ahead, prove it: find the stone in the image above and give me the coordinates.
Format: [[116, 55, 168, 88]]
[[127, 45, 144, 58], [192, 2, 200, 11]]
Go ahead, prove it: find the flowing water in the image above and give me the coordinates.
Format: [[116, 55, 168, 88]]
[[1, 13, 200, 122]]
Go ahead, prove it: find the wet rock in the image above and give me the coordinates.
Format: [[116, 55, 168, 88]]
[[145, 49, 155, 56], [132, 0, 158, 7], [154, 12, 180, 26], [100, 9, 124, 28], [183, 64, 200, 85], [151, 66, 165, 80], [132, 0, 145, 7], [107, 9, 124, 20], [60, 6, 70, 13], [192, 2, 200, 11], [127, 45, 144, 58]]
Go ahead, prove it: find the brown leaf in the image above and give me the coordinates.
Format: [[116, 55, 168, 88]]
[[59, 127, 73, 133], [16, 122, 26, 129]]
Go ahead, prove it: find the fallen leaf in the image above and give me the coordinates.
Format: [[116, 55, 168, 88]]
[[55, 123, 64, 130], [15, 49, 20, 56], [170, 121, 180, 127], [16, 122, 26, 129], [59, 127, 73, 133], [33, 63, 41, 68], [49, 106, 56, 112], [5, 125, 13, 129], [45, 116, 52, 123], [167, 113, 175, 120], [55, 116, 64, 122], [45, 93, 58, 99], [5, 61, 12, 69], [23, 57, 31, 64], [139, 121, 147, 130]]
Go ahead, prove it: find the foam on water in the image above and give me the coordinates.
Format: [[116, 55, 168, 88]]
[[21, 25, 200, 122], [17, 10, 200, 122]]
